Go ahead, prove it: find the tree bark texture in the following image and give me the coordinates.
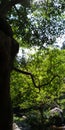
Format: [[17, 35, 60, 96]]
[[0, 31, 19, 130]]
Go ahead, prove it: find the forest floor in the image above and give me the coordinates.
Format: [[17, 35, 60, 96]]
[[13, 115, 65, 130], [13, 116, 31, 130], [13, 122, 31, 130]]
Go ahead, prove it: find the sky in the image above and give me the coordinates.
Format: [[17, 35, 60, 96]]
[[55, 34, 65, 48], [17, 46, 38, 60]]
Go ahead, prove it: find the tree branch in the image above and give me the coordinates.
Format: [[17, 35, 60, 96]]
[[39, 74, 60, 89], [0, 0, 31, 17], [13, 67, 60, 91], [13, 67, 33, 75], [13, 67, 37, 88]]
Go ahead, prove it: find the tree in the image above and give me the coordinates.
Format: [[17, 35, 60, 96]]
[[0, 0, 31, 130], [0, 0, 65, 130], [10, 48, 65, 127]]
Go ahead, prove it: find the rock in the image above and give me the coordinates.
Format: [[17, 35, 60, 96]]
[[13, 123, 21, 130]]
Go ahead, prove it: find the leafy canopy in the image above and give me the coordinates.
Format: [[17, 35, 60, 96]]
[[11, 49, 65, 109], [0, 0, 65, 47]]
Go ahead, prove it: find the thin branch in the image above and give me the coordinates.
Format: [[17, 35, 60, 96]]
[[13, 67, 33, 75], [13, 67, 60, 91], [14, 5, 22, 23], [39, 74, 60, 89], [13, 67, 37, 88], [14, 5, 21, 17]]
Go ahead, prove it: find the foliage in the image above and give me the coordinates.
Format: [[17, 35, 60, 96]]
[[0, 0, 65, 47], [10, 48, 65, 128], [2, 0, 64, 48], [11, 49, 65, 110], [1, 0, 65, 128]]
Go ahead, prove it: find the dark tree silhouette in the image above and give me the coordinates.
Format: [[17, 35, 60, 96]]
[[0, 18, 19, 130], [0, 0, 30, 130]]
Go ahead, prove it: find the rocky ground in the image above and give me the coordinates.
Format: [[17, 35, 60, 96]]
[[13, 123, 21, 130], [13, 122, 31, 130], [13, 115, 31, 130]]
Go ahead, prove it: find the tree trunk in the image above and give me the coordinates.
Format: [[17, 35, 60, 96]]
[[0, 71, 13, 130], [0, 1, 30, 130], [0, 30, 19, 130]]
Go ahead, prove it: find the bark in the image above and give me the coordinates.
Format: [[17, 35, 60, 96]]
[[0, 31, 12, 130], [0, 1, 30, 130], [0, 30, 19, 130]]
